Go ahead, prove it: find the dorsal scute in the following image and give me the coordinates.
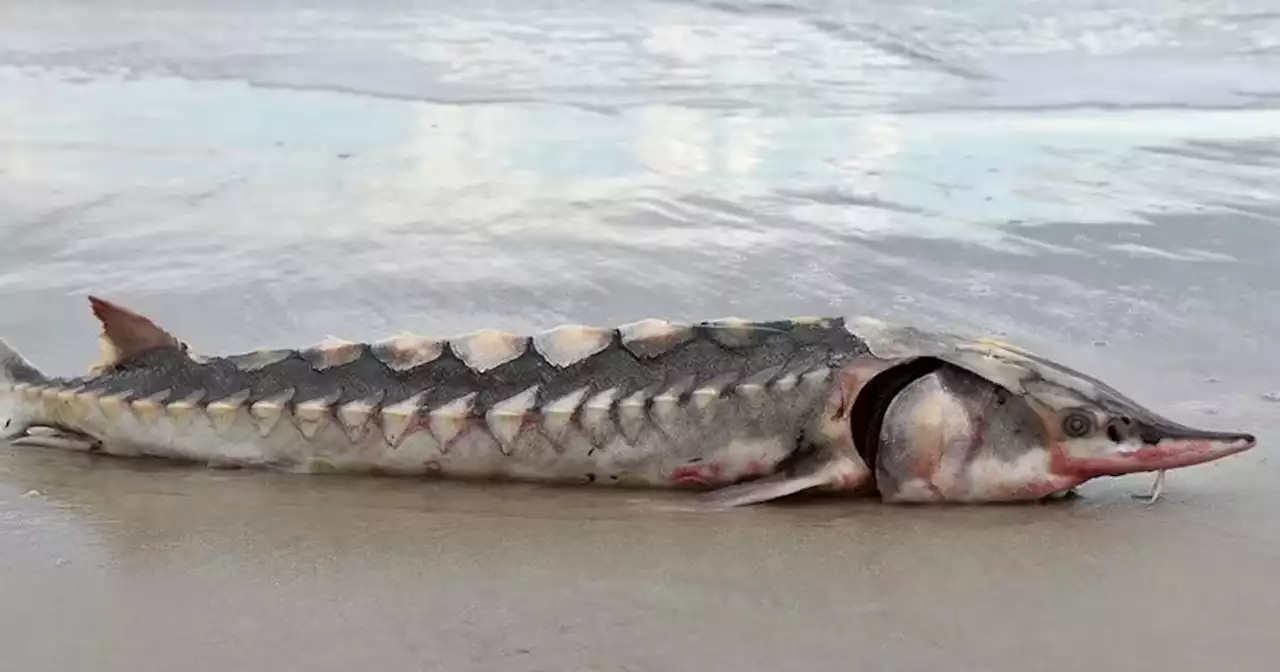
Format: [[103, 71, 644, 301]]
[[532, 324, 615, 368], [700, 315, 841, 348], [301, 337, 363, 371], [226, 348, 296, 372], [699, 316, 766, 348], [448, 329, 529, 373], [371, 332, 444, 371], [618, 318, 694, 358]]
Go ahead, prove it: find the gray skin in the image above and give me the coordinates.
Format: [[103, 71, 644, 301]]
[[0, 297, 1258, 507]]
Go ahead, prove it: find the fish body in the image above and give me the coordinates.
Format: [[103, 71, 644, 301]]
[[0, 297, 1258, 507]]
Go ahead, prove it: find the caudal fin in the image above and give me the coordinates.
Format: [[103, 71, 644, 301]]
[[0, 338, 45, 385], [2, 338, 48, 442]]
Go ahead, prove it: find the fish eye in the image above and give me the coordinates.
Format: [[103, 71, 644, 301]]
[[1061, 411, 1094, 438]]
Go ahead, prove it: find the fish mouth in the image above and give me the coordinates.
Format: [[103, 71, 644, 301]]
[[1068, 420, 1257, 477]]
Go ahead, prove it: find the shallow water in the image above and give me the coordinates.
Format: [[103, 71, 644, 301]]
[[2, 1, 1279, 670]]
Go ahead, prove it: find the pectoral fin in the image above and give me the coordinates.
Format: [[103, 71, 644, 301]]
[[698, 450, 870, 509], [9, 426, 100, 452]]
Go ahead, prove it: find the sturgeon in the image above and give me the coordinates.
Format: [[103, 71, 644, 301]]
[[0, 296, 1257, 507]]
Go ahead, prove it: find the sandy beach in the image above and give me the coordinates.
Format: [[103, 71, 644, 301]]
[[3, 0, 1279, 669]]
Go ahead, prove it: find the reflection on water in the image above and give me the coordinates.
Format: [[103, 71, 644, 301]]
[[2, 73, 1276, 254]]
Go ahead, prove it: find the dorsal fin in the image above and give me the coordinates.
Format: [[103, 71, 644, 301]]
[[87, 296, 184, 374]]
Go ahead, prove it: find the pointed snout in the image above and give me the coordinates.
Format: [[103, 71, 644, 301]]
[[1121, 432, 1255, 472], [1068, 420, 1256, 477]]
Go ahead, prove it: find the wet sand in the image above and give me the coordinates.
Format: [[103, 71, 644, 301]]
[[3, 443, 1279, 671], [3, 0, 1280, 669]]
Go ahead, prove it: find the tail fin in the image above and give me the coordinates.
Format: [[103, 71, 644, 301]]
[[3, 338, 47, 442], [0, 338, 45, 385]]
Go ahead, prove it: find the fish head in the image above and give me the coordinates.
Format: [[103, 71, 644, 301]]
[[859, 330, 1256, 503], [1006, 357, 1256, 482]]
